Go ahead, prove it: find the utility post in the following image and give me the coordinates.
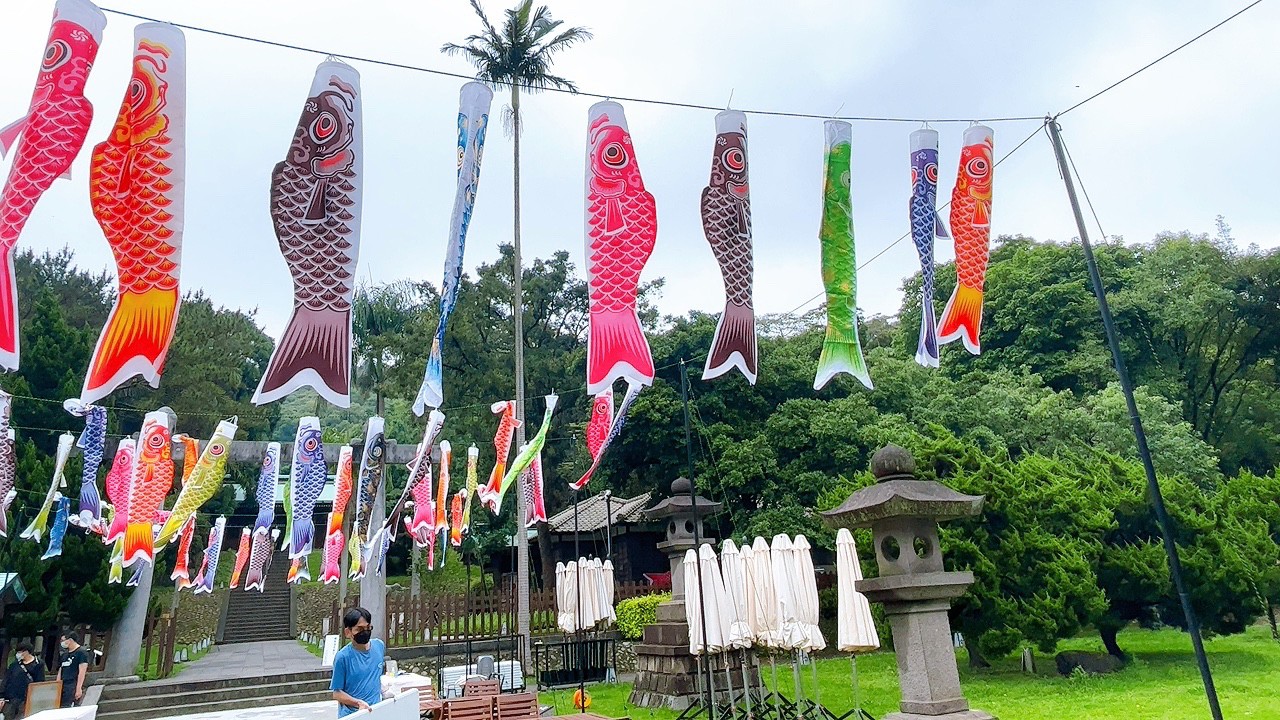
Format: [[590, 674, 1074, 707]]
[[1047, 116, 1222, 720]]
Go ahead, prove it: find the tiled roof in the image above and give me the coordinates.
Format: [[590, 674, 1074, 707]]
[[547, 491, 652, 533]]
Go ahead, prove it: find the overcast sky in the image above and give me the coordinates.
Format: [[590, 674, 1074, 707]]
[[1, 1, 1275, 338]]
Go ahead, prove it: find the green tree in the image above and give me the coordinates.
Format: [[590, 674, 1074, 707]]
[[442, 0, 592, 647]]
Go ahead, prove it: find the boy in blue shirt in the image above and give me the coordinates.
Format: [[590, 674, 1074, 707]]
[[330, 607, 385, 716]]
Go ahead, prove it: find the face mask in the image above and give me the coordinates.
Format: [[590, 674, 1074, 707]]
[[353, 630, 372, 645], [60, 642, 69, 650]]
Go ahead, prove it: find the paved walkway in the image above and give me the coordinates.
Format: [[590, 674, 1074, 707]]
[[138, 640, 323, 686]]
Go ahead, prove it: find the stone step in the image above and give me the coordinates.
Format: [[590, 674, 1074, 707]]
[[104, 670, 330, 699], [97, 688, 332, 720], [99, 678, 330, 711]]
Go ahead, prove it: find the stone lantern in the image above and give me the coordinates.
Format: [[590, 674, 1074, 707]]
[[629, 477, 735, 710], [822, 445, 995, 720]]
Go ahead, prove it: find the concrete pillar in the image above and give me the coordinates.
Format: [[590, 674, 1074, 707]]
[[105, 562, 153, 679], [361, 475, 387, 644]]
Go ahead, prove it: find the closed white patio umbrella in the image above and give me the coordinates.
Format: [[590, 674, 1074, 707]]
[[683, 548, 718, 712], [563, 559, 580, 632], [837, 528, 880, 718], [793, 535, 826, 652], [721, 540, 755, 717], [591, 558, 608, 627], [748, 537, 784, 719], [579, 557, 599, 629], [770, 535, 807, 650], [793, 535, 826, 709], [555, 561, 572, 633], [698, 544, 732, 655], [720, 540, 753, 648], [747, 537, 781, 648], [836, 529, 879, 653], [684, 549, 707, 655], [603, 559, 617, 623]]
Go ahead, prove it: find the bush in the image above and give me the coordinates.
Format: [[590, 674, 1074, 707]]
[[818, 587, 838, 620], [616, 593, 670, 641]]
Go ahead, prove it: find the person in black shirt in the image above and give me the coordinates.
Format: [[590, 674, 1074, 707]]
[[56, 632, 87, 708], [1, 642, 44, 719]]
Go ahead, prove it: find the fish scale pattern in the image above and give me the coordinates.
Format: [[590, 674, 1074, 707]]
[[701, 187, 754, 307], [270, 167, 358, 313], [1, 96, 94, 248], [586, 190, 656, 312]]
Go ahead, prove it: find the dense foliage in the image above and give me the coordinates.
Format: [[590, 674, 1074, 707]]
[[3, 223, 1278, 662]]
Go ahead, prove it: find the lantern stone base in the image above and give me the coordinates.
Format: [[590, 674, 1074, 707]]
[[629, 600, 759, 710], [885, 707, 993, 712]]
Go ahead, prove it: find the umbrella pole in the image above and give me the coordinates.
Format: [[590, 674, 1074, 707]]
[[770, 653, 781, 720], [849, 655, 861, 719], [721, 653, 735, 718], [792, 651, 805, 720], [740, 649, 754, 720], [810, 651, 821, 710]]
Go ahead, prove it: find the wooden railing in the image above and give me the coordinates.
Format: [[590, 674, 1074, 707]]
[[139, 610, 179, 680], [330, 581, 663, 650]]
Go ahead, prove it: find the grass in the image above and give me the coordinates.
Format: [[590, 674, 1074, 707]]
[[134, 640, 213, 682], [542, 625, 1280, 720]]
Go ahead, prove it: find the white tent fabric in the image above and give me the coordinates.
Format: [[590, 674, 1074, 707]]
[[770, 534, 807, 650], [699, 543, 733, 655], [793, 535, 826, 652], [836, 528, 880, 653], [683, 549, 706, 655], [720, 539, 753, 649], [555, 562, 571, 632], [746, 537, 781, 648]]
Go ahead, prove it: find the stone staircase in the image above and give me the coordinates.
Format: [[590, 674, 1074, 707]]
[[95, 670, 332, 720], [220, 549, 294, 644]]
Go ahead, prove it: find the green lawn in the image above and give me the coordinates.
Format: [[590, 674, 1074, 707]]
[[545, 625, 1280, 720]]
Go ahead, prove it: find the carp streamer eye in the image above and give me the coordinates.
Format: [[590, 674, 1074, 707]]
[[310, 113, 338, 144], [128, 79, 149, 109], [263, 455, 274, 469], [840, 170, 851, 189], [148, 433, 164, 449], [723, 147, 745, 172], [42, 40, 71, 71], [602, 142, 628, 168], [305, 436, 320, 453], [211, 444, 225, 456], [966, 156, 990, 178]]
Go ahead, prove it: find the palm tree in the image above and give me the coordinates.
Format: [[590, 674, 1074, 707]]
[[443, 0, 591, 655]]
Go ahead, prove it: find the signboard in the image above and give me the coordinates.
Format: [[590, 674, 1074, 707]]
[[322, 634, 342, 668], [24, 681, 61, 716]]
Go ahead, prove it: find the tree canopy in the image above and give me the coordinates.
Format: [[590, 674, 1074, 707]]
[[2, 225, 1278, 662]]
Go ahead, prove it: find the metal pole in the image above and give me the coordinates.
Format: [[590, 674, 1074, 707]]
[[1046, 117, 1222, 720], [604, 491, 613, 564], [574, 490, 585, 707], [681, 359, 717, 719]]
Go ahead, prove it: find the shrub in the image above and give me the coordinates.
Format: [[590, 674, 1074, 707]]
[[616, 593, 670, 640]]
